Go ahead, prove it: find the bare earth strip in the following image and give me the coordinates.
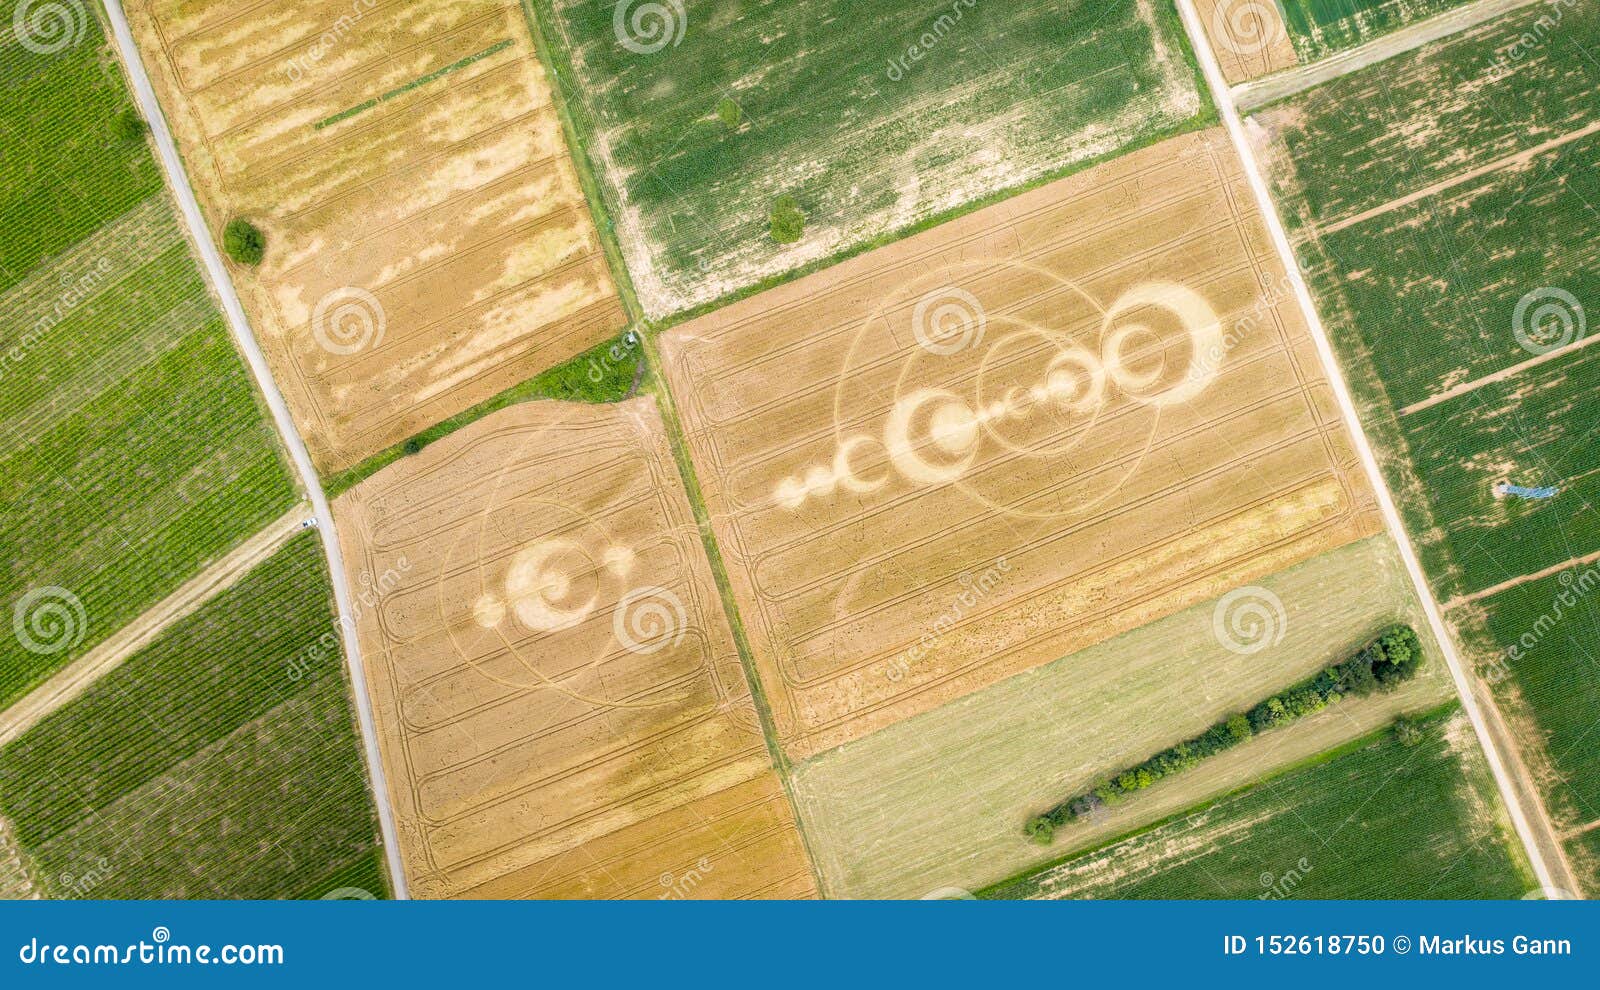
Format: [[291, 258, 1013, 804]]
[[0, 504, 308, 749], [1194, 0, 1299, 84], [791, 535, 1452, 899], [1233, 0, 1541, 111], [125, 0, 625, 471], [0, 817, 37, 899], [659, 128, 1383, 762], [1401, 323, 1600, 418], [1451, 548, 1600, 608], [333, 399, 815, 899]]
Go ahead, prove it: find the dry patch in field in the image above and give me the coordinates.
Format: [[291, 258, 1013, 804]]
[[1196, 0, 1299, 83], [127, 0, 625, 471], [658, 129, 1383, 762], [334, 399, 814, 899]]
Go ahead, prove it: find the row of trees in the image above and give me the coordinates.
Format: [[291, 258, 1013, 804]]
[[1023, 626, 1424, 845]]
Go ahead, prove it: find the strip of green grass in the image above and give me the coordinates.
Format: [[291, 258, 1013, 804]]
[[985, 707, 1532, 899], [323, 331, 642, 497], [314, 39, 515, 130], [0, 534, 387, 899]]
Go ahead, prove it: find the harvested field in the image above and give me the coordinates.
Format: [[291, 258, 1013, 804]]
[[334, 399, 815, 899], [986, 710, 1533, 899], [532, 0, 1205, 317], [659, 129, 1383, 762], [1, 16, 296, 710], [125, 0, 626, 471], [1195, 0, 1299, 84], [790, 536, 1453, 898], [0, 535, 386, 899]]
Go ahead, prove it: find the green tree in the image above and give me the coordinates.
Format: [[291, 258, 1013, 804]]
[[770, 195, 806, 244], [223, 219, 266, 266], [1023, 816, 1054, 845], [114, 109, 147, 144], [1226, 713, 1252, 743], [1393, 716, 1424, 747], [716, 97, 742, 130]]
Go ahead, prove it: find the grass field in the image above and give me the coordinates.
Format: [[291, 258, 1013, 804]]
[[1250, 3, 1600, 604], [985, 709, 1534, 899], [1277, 0, 1477, 62], [1, 12, 296, 710], [789, 536, 1453, 898], [1469, 568, 1600, 887], [0, 535, 387, 899], [533, 0, 1206, 317]]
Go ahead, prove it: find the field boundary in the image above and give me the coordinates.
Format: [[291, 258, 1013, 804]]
[[100, 0, 409, 898], [1175, 0, 1574, 897], [0, 504, 309, 748], [1234, 0, 1542, 112]]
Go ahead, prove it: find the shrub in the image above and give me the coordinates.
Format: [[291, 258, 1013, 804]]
[[1393, 716, 1424, 747], [716, 97, 742, 130], [223, 219, 266, 266], [114, 109, 147, 143], [403, 437, 424, 456], [770, 195, 806, 244], [1022, 626, 1426, 842]]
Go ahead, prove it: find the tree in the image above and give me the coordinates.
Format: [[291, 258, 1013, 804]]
[[403, 437, 424, 456], [1226, 713, 1252, 744], [1023, 816, 1054, 845], [223, 218, 266, 266], [1393, 716, 1424, 747], [770, 195, 805, 244], [114, 109, 147, 144], [716, 97, 742, 130]]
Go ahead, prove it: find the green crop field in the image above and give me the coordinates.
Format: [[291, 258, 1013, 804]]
[[1, 9, 296, 708], [1471, 568, 1600, 887], [985, 710, 1533, 899], [530, 0, 1205, 317], [0, 534, 387, 899], [1277, 0, 1475, 62], [1251, 4, 1600, 602]]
